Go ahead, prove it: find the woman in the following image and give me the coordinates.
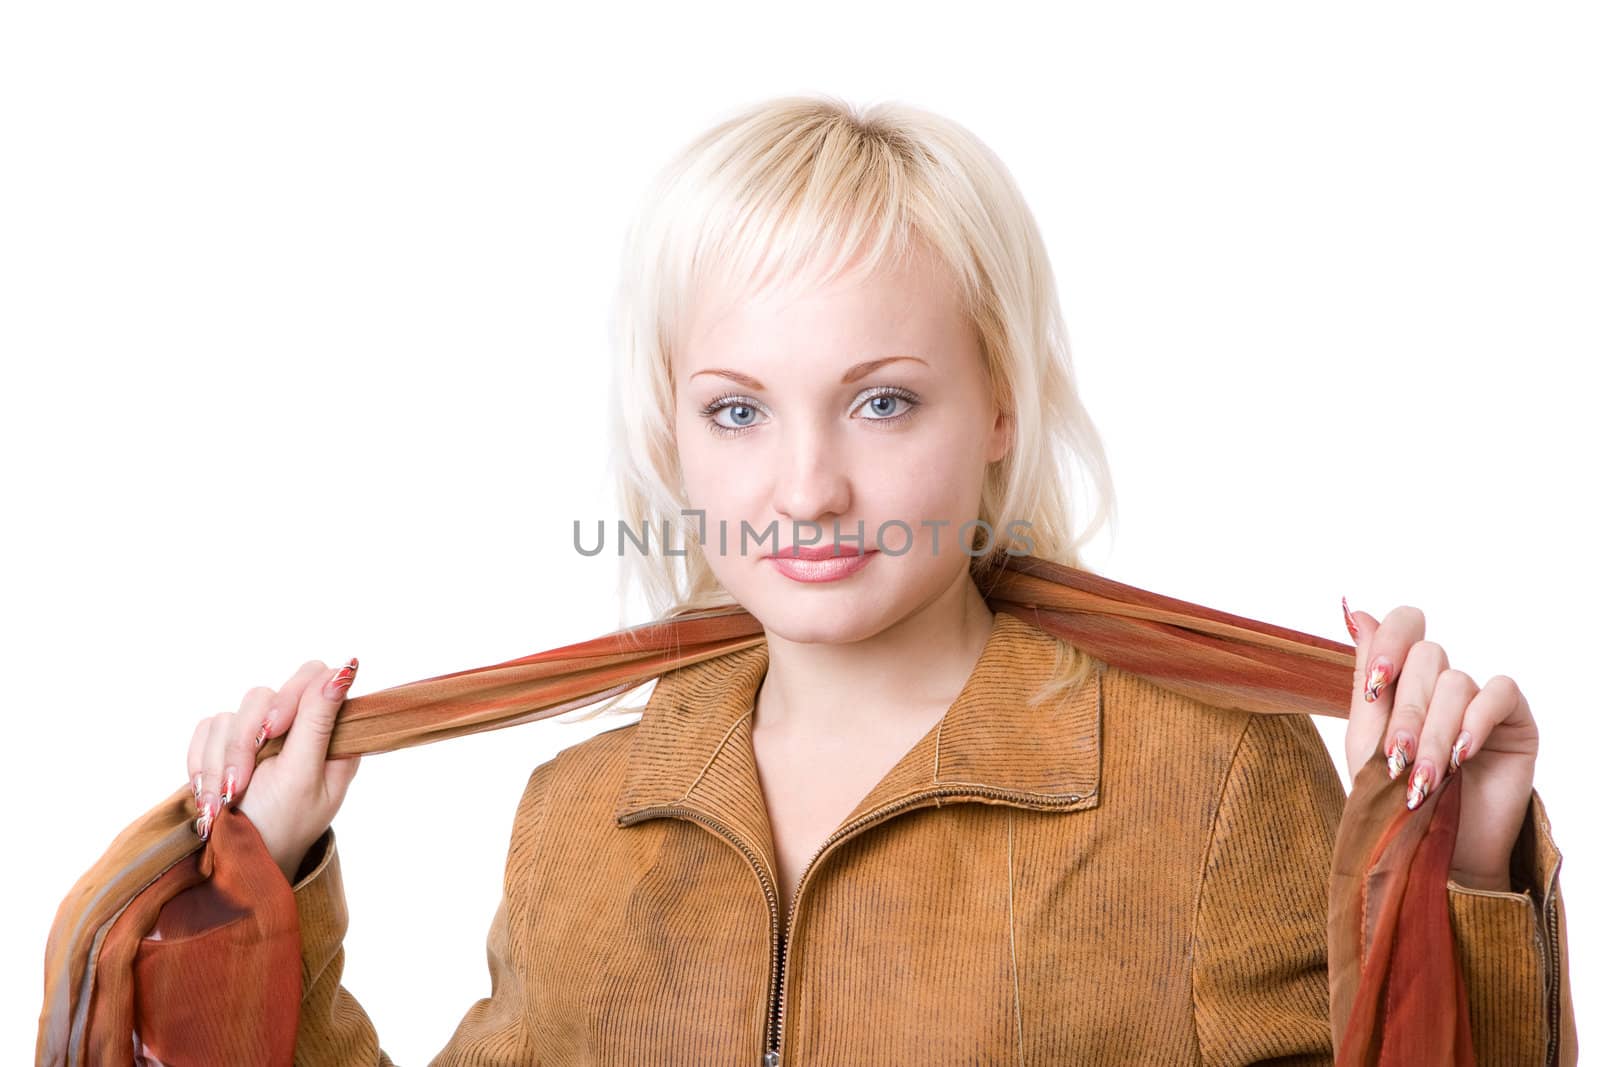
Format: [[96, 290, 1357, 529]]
[[184, 96, 1572, 1064]]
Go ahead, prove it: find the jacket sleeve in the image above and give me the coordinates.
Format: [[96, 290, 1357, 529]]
[[291, 754, 558, 1065], [1192, 711, 1578, 1067], [1191, 711, 1342, 1066], [1443, 786, 1576, 1066]]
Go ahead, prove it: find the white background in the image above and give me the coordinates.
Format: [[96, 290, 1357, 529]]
[[4, 2, 1594, 1059]]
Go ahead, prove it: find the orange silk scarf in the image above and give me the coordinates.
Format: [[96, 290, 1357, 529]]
[[37, 555, 1469, 1065]]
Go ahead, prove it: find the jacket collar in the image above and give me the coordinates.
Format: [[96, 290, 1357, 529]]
[[613, 611, 1103, 861]]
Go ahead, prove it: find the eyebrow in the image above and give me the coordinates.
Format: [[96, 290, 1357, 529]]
[[689, 355, 929, 391]]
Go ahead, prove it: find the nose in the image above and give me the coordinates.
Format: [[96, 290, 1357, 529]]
[[771, 421, 852, 534]]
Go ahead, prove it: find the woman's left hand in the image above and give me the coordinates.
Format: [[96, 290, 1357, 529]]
[[1341, 599, 1539, 892]]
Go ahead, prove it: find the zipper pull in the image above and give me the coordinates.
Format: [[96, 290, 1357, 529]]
[[763, 1050, 780, 1066]]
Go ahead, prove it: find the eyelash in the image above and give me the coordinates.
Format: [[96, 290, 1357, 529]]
[[698, 386, 922, 438]]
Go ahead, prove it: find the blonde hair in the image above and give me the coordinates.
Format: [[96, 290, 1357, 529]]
[[571, 94, 1117, 721]]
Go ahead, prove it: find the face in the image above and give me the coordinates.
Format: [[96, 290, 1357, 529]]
[[672, 238, 1012, 645]]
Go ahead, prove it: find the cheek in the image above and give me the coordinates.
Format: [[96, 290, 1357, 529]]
[[674, 424, 763, 529], [863, 429, 988, 519], [674, 409, 719, 490]]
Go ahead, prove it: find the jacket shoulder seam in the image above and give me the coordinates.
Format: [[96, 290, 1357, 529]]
[[1185, 710, 1258, 1061]]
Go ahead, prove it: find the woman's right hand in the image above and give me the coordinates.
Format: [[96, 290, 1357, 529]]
[[186, 657, 362, 884]]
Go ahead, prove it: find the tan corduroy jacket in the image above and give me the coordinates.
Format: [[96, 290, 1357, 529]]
[[287, 611, 1572, 1065]]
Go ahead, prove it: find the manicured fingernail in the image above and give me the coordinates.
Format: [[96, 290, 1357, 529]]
[[222, 766, 238, 806], [1450, 731, 1471, 772], [1364, 657, 1393, 702], [322, 657, 359, 700], [254, 718, 271, 749], [1386, 733, 1412, 779], [1341, 596, 1360, 643], [1406, 762, 1434, 810], [192, 772, 204, 804], [196, 796, 217, 841]]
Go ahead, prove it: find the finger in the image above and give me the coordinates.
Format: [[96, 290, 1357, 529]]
[[1457, 675, 1538, 767], [221, 687, 275, 809], [1341, 595, 1361, 645], [1382, 639, 1449, 784], [324, 750, 363, 798], [1346, 604, 1425, 766], [1363, 604, 1426, 703], [186, 718, 212, 807], [280, 657, 360, 770], [196, 711, 232, 840], [256, 660, 330, 748], [1341, 602, 1383, 768], [1409, 668, 1476, 809]]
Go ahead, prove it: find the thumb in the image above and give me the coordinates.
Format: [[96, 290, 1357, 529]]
[[1340, 600, 1386, 774], [324, 752, 362, 799], [280, 657, 359, 771]]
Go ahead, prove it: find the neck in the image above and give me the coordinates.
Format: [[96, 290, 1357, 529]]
[[753, 571, 997, 741]]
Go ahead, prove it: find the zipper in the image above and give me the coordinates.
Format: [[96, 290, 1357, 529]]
[[615, 805, 783, 1065], [1497, 848, 1561, 1066], [626, 783, 1090, 1066], [1543, 892, 1560, 1066], [765, 784, 1089, 1064], [1530, 889, 1549, 1053]]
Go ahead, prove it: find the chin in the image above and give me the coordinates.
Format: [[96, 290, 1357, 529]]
[[754, 600, 891, 646], [730, 557, 944, 646]]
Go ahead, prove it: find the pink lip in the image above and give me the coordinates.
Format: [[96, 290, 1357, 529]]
[[772, 544, 867, 560], [766, 549, 877, 583]]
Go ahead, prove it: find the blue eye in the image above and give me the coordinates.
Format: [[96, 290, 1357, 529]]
[[699, 394, 768, 437], [697, 386, 922, 438], [855, 387, 920, 422]]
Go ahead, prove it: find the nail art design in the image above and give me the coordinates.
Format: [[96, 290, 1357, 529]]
[[193, 772, 204, 804], [254, 719, 270, 749], [1450, 731, 1471, 772], [196, 798, 215, 841], [222, 767, 237, 806], [324, 657, 359, 700], [1406, 763, 1434, 810], [1341, 596, 1360, 643], [1386, 735, 1411, 779], [1364, 658, 1392, 702]]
